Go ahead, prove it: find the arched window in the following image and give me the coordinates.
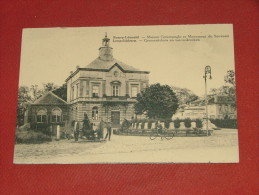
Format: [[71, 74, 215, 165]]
[[52, 108, 62, 123], [36, 108, 47, 123], [92, 106, 98, 120]]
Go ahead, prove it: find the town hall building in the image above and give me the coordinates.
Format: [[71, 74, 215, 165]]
[[26, 34, 150, 130]]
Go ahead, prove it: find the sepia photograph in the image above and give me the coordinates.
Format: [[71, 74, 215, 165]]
[[14, 24, 238, 164]]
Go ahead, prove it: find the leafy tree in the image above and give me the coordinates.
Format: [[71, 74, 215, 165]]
[[17, 86, 31, 126], [209, 70, 236, 107], [43, 82, 58, 93], [134, 83, 179, 119], [52, 83, 67, 101], [30, 85, 43, 101], [171, 86, 199, 105], [18, 86, 32, 103], [224, 70, 236, 87]]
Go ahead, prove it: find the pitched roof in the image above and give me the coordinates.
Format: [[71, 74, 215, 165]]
[[32, 91, 68, 105], [65, 58, 149, 81], [84, 57, 143, 72]]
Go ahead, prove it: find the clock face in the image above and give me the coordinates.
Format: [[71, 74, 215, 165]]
[[114, 71, 119, 77]]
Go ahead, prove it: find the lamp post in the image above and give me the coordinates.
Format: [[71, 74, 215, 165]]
[[203, 65, 212, 136]]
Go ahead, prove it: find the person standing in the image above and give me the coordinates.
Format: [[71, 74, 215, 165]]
[[105, 122, 112, 141]]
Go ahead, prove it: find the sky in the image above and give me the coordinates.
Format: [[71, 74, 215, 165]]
[[19, 24, 235, 96]]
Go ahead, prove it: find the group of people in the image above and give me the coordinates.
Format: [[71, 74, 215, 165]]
[[64, 118, 112, 142]]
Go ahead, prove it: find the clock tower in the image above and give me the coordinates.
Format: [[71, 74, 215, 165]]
[[99, 33, 113, 61]]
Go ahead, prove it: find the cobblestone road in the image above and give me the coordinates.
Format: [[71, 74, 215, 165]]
[[13, 129, 239, 164]]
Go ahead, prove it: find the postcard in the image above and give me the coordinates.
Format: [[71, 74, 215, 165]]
[[14, 24, 238, 164]]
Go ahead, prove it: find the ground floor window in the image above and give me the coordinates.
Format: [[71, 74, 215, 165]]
[[36, 109, 47, 123], [52, 108, 62, 122], [92, 106, 98, 120]]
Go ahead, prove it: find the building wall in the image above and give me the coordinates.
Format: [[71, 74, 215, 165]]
[[28, 104, 69, 124], [69, 102, 135, 129], [67, 68, 149, 104]]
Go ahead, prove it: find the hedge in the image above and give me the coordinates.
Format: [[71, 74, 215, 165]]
[[121, 118, 236, 130], [210, 119, 237, 129]]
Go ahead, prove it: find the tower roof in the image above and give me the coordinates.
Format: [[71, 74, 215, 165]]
[[84, 57, 141, 72], [84, 34, 147, 72], [66, 34, 149, 81]]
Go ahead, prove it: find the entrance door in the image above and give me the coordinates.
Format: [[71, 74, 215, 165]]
[[111, 111, 120, 126]]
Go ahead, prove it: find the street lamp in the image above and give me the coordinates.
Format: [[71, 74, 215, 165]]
[[203, 65, 212, 136]]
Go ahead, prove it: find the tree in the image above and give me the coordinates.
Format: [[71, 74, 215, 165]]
[[224, 70, 236, 87], [43, 82, 58, 93], [171, 86, 199, 105], [134, 83, 179, 119], [30, 85, 43, 101], [82, 113, 91, 136], [52, 83, 67, 101], [17, 86, 32, 126], [209, 69, 236, 107]]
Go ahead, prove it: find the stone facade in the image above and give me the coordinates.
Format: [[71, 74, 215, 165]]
[[65, 34, 149, 128]]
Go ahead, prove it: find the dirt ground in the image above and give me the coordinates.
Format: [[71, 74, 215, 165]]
[[13, 129, 239, 164]]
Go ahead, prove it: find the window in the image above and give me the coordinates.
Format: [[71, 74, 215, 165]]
[[36, 109, 47, 123], [131, 86, 138, 97], [52, 108, 62, 123], [92, 85, 99, 97], [92, 106, 98, 120], [112, 85, 119, 96]]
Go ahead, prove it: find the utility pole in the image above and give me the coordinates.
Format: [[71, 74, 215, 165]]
[[203, 65, 212, 136]]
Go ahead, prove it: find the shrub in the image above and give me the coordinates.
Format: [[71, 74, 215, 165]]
[[121, 119, 131, 131], [184, 118, 192, 128], [210, 119, 237, 129], [174, 118, 181, 129], [195, 119, 203, 128]]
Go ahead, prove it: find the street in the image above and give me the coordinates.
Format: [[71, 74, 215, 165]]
[[13, 129, 239, 164]]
